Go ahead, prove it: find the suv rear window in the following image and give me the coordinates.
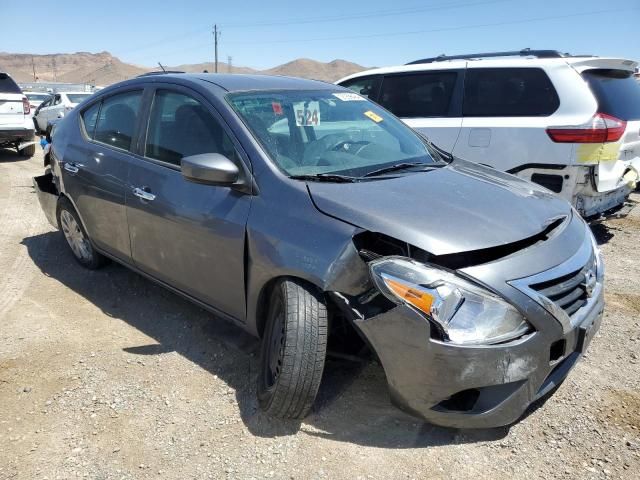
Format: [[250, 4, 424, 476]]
[[582, 69, 640, 121], [463, 68, 559, 117], [379, 72, 458, 118], [0, 73, 21, 94]]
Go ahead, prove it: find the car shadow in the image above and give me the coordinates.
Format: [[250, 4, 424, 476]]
[[21, 230, 509, 448], [0, 147, 29, 162]]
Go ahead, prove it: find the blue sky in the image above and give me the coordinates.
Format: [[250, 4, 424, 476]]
[[1, 0, 638, 69]]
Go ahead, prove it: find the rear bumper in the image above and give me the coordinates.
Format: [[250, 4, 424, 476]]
[[353, 284, 603, 429], [0, 127, 34, 144], [577, 184, 633, 218], [33, 172, 59, 228]]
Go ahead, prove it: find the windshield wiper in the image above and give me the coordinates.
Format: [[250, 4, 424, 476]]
[[289, 173, 359, 183], [362, 162, 436, 178]]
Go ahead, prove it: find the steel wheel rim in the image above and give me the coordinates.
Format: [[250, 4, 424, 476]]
[[60, 210, 91, 262]]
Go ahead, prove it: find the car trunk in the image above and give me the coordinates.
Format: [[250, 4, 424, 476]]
[[0, 93, 25, 126], [572, 59, 640, 192]]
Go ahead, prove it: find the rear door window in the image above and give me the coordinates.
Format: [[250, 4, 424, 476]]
[[463, 68, 559, 117], [93, 90, 143, 151], [582, 69, 640, 121], [378, 71, 458, 118], [0, 73, 21, 94]]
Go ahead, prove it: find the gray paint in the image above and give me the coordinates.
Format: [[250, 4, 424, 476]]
[[33, 73, 603, 428]]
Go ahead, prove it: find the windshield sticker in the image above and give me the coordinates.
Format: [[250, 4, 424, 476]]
[[332, 92, 366, 102], [272, 102, 283, 115], [293, 101, 320, 126], [364, 110, 383, 123]]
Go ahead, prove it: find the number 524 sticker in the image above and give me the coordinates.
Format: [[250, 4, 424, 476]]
[[293, 101, 320, 126]]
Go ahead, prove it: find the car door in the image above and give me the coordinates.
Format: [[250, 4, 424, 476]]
[[452, 66, 561, 171], [60, 88, 144, 262], [377, 70, 464, 152], [50, 94, 63, 122], [36, 97, 52, 130], [126, 85, 252, 321]]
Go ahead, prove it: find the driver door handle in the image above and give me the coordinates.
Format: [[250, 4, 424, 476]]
[[132, 187, 156, 202]]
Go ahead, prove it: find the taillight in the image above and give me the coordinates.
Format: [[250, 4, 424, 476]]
[[22, 97, 30, 114], [546, 113, 626, 143]]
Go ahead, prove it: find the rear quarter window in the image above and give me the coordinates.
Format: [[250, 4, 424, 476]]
[[0, 73, 22, 94], [463, 68, 559, 117], [582, 69, 640, 121]]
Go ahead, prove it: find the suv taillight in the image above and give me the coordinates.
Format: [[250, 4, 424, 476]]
[[22, 97, 30, 115], [546, 113, 626, 143]]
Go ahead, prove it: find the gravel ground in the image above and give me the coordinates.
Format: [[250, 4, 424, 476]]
[[0, 149, 639, 480]]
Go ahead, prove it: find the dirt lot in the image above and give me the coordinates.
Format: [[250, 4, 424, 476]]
[[1, 148, 639, 480]]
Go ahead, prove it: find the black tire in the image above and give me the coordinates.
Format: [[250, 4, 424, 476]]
[[258, 279, 328, 419], [19, 141, 36, 157], [56, 197, 108, 270]]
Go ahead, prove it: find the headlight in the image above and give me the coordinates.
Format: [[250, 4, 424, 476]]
[[369, 257, 531, 345]]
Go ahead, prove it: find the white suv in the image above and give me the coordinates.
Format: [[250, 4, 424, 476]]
[[33, 91, 93, 133], [0, 72, 35, 157], [337, 50, 640, 218]]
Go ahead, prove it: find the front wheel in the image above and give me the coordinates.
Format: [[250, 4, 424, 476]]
[[56, 198, 107, 269], [258, 279, 328, 419]]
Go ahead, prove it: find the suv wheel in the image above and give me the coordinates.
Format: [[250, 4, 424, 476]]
[[56, 198, 107, 269], [257, 279, 328, 419], [18, 142, 36, 157]]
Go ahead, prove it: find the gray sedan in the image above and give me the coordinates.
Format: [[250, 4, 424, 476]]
[[33, 73, 604, 428]]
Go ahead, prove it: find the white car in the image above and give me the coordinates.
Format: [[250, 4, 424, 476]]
[[337, 50, 640, 218], [33, 91, 93, 133], [23, 92, 51, 115], [0, 72, 35, 156]]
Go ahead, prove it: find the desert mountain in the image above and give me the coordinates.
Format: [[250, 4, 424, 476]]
[[0, 51, 366, 85]]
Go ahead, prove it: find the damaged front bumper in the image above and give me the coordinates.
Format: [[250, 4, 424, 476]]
[[352, 284, 603, 429]]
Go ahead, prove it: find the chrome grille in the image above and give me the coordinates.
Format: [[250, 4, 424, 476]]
[[529, 255, 596, 317]]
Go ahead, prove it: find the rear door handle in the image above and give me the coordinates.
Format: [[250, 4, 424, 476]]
[[63, 162, 79, 174], [132, 187, 156, 202]]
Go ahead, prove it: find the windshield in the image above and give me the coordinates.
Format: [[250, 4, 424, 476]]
[[67, 93, 92, 104], [228, 90, 437, 177], [25, 93, 50, 102]]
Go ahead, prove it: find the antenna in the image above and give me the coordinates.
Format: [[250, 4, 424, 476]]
[[158, 62, 167, 72]]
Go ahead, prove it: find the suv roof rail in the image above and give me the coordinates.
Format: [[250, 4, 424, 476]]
[[406, 49, 583, 65], [137, 70, 185, 77]]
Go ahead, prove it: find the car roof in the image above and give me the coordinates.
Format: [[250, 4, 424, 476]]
[[337, 56, 638, 83], [126, 73, 339, 93]]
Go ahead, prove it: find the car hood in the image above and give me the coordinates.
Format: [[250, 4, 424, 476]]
[[307, 160, 572, 256]]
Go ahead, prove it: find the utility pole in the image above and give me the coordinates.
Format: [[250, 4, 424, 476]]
[[31, 56, 37, 81], [52, 56, 57, 82], [213, 24, 221, 73], [227, 55, 232, 73]]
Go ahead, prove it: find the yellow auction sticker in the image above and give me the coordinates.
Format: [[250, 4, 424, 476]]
[[364, 110, 383, 123]]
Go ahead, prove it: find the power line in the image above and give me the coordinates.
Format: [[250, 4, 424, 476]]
[[220, 0, 508, 28], [115, 0, 509, 58], [225, 7, 633, 46]]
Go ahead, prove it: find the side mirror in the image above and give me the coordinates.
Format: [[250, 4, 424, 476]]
[[181, 153, 239, 186]]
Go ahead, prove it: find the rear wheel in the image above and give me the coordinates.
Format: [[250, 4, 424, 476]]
[[258, 279, 328, 419], [17, 135, 36, 157], [56, 198, 107, 269]]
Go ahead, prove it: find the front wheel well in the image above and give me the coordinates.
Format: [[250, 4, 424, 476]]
[[255, 276, 367, 356], [255, 276, 323, 339]]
